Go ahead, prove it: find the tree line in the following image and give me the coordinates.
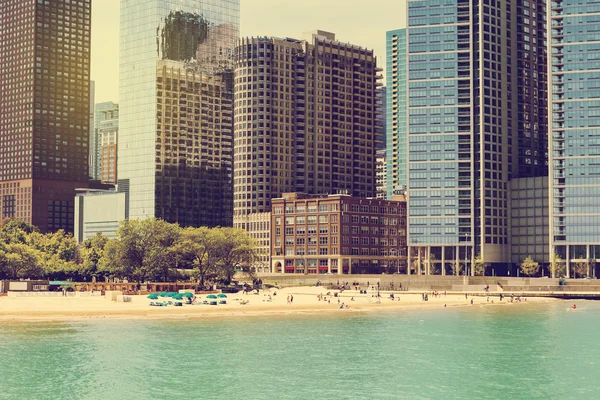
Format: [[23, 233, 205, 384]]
[[0, 218, 257, 286]]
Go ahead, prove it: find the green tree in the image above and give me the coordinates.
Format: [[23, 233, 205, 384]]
[[174, 226, 218, 288], [0, 218, 39, 244], [100, 219, 181, 282], [473, 254, 487, 276], [520, 256, 540, 277], [549, 253, 565, 278], [80, 233, 110, 281], [212, 227, 257, 283], [450, 260, 463, 276], [428, 254, 439, 275], [573, 261, 588, 278], [0, 243, 43, 279], [29, 230, 82, 279]]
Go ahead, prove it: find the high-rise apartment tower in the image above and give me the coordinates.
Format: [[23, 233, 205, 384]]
[[549, 0, 600, 278], [406, 0, 548, 274], [119, 0, 239, 227], [0, 0, 91, 233], [386, 29, 408, 198], [233, 31, 381, 218]]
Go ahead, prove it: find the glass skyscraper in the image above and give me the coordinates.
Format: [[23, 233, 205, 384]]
[[385, 29, 407, 198], [549, 0, 600, 277], [119, 0, 239, 227], [406, 0, 548, 275]]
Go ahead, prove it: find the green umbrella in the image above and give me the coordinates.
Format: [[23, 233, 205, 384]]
[[206, 294, 218, 299], [159, 292, 168, 297], [180, 292, 193, 298], [147, 293, 159, 299], [217, 294, 228, 298]]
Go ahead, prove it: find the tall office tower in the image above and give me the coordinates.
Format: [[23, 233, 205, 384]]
[[0, 0, 91, 233], [95, 102, 119, 184], [406, 0, 548, 275], [119, 0, 239, 227], [385, 29, 407, 198], [233, 31, 381, 218], [549, 1, 600, 277]]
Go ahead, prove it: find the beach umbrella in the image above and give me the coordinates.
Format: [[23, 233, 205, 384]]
[[173, 294, 184, 300], [159, 292, 168, 297], [217, 294, 227, 298], [180, 292, 193, 298], [206, 294, 218, 299], [147, 293, 159, 299]]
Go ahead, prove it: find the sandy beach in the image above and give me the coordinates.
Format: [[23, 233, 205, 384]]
[[0, 286, 557, 322]]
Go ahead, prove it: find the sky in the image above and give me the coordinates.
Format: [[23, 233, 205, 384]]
[[91, 0, 406, 104]]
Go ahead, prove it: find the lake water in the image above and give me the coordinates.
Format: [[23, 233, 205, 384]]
[[0, 301, 598, 400]]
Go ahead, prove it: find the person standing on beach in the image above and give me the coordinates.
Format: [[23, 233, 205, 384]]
[[290, 295, 294, 303], [287, 295, 290, 305]]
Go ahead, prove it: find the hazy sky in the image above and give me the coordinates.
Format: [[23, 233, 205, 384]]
[[91, 0, 406, 103]]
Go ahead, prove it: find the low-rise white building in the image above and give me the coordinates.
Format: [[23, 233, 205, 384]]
[[74, 189, 127, 242]]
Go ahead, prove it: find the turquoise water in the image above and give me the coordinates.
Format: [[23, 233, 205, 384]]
[[0, 301, 598, 400]]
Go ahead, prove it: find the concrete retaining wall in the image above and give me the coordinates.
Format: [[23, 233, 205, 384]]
[[251, 273, 599, 292]]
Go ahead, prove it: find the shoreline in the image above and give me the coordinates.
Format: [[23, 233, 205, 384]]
[[0, 286, 560, 323]]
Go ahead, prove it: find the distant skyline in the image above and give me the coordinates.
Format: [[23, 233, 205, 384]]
[[91, 0, 406, 103]]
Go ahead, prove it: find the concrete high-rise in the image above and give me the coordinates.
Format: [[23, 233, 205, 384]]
[[0, 0, 91, 233], [549, 0, 600, 278], [385, 29, 407, 198], [406, 0, 548, 275], [95, 102, 119, 184], [119, 0, 239, 228], [233, 31, 381, 218]]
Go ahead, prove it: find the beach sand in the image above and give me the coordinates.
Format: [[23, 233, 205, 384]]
[[0, 286, 556, 322]]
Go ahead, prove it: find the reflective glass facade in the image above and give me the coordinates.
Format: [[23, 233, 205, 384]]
[[386, 29, 407, 198], [119, 0, 239, 227], [407, 0, 471, 253], [407, 0, 548, 271], [550, 0, 600, 275]]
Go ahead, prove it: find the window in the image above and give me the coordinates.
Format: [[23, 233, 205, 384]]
[[319, 215, 328, 223], [319, 237, 328, 245], [319, 204, 328, 212]]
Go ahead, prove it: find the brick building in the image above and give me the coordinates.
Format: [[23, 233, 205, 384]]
[[271, 193, 407, 274]]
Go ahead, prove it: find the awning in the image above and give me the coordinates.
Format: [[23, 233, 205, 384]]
[[318, 267, 328, 270], [49, 281, 73, 286]]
